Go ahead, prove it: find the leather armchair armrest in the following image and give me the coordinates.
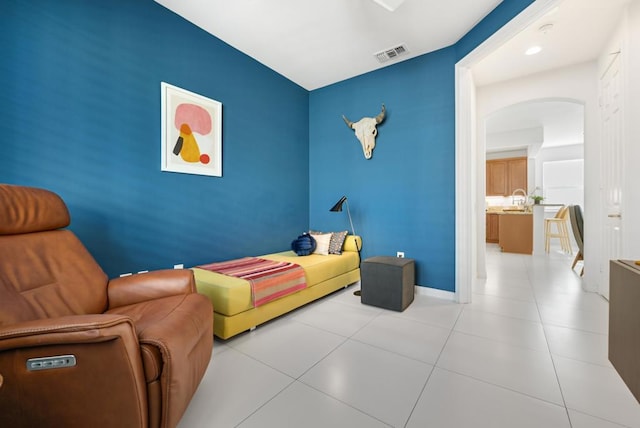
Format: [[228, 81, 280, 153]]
[[0, 314, 136, 350], [107, 269, 196, 310]]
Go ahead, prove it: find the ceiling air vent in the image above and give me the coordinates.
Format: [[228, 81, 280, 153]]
[[374, 44, 409, 63]]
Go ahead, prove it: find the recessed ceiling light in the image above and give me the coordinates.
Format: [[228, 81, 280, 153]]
[[525, 46, 542, 56]]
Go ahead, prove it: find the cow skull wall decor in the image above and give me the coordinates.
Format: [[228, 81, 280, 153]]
[[342, 104, 386, 159]]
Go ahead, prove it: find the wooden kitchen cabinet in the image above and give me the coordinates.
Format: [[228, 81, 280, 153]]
[[486, 213, 499, 243], [486, 157, 527, 196], [508, 158, 527, 193], [486, 160, 508, 196]]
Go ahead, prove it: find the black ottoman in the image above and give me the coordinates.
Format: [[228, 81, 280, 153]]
[[361, 256, 415, 311]]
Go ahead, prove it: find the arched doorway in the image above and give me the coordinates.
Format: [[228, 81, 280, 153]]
[[454, 0, 610, 303], [478, 98, 585, 279]]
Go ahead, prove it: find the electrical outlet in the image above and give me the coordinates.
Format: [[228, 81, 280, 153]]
[[396, 251, 405, 258], [173, 263, 184, 270]]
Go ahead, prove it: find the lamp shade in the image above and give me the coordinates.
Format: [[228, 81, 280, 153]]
[[329, 195, 356, 237], [330, 196, 347, 212]]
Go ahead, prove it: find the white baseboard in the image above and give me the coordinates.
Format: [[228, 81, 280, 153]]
[[415, 285, 456, 301]]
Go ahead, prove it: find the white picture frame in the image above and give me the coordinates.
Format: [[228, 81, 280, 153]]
[[161, 82, 222, 177]]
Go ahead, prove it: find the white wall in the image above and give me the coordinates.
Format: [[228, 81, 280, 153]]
[[624, 0, 640, 258], [475, 62, 599, 289], [486, 149, 528, 160], [592, 0, 640, 298], [486, 127, 543, 152], [534, 143, 584, 192], [542, 158, 584, 208]]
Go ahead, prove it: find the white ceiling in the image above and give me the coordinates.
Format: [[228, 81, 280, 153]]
[[476, 0, 629, 152], [154, 0, 502, 90], [155, 0, 629, 151], [473, 0, 629, 86]]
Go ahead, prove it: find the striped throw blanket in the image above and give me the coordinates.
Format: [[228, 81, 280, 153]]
[[198, 257, 307, 307]]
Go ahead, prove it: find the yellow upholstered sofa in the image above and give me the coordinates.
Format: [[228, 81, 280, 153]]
[[192, 236, 361, 339]]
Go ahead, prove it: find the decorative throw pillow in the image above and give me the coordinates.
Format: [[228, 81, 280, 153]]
[[328, 230, 348, 255], [291, 233, 316, 256], [310, 232, 332, 255]]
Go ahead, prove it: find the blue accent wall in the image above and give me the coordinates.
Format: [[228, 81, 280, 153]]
[[456, 0, 535, 60], [309, 47, 457, 290], [1, 0, 534, 289], [309, 0, 535, 292], [0, 0, 309, 277]]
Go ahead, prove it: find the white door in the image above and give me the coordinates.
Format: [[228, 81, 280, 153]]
[[599, 51, 624, 300]]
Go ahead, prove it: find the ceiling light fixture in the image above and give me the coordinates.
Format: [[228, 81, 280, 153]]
[[372, 0, 406, 12], [525, 46, 542, 56]]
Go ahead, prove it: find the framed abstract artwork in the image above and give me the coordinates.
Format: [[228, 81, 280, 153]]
[[161, 82, 222, 177]]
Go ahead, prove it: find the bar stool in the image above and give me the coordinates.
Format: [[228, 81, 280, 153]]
[[544, 206, 572, 253]]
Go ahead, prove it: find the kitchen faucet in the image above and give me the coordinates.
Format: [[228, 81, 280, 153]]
[[511, 188, 527, 206]]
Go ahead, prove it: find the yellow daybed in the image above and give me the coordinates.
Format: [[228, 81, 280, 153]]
[[192, 236, 362, 339]]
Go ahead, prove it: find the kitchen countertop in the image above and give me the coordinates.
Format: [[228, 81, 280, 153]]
[[495, 211, 531, 215], [487, 203, 564, 214], [486, 207, 532, 215]]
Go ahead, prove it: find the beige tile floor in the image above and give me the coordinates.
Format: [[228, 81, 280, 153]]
[[178, 244, 640, 427]]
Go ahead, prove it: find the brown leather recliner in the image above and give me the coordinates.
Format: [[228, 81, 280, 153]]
[[0, 184, 213, 428]]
